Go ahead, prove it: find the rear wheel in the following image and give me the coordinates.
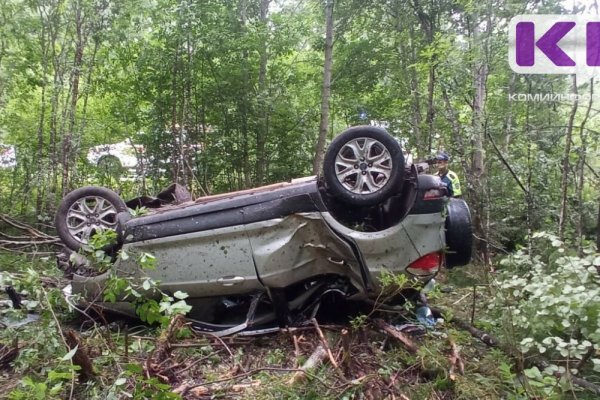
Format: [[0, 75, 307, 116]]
[[55, 186, 128, 251], [323, 126, 404, 206], [445, 198, 473, 268]]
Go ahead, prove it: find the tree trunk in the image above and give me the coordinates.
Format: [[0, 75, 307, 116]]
[[441, 87, 468, 178], [471, 14, 489, 265], [576, 80, 593, 254], [312, 0, 334, 175], [184, 32, 195, 192], [48, 2, 66, 202], [35, 4, 49, 216], [397, 36, 422, 151], [596, 196, 600, 250], [577, 79, 594, 253], [36, 83, 47, 214], [61, 1, 85, 196], [527, 134, 533, 255], [256, 0, 271, 185], [170, 44, 182, 185], [525, 79, 534, 255], [426, 66, 435, 154], [72, 38, 99, 188], [410, 0, 436, 155], [407, 24, 423, 153], [503, 73, 516, 151], [238, 0, 251, 188], [558, 75, 578, 240]]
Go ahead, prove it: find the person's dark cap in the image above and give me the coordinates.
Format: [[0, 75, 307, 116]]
[[436, 151, 450, 161]]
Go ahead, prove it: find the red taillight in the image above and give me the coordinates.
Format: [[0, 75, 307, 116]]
[[407, 252, 442, 276], [423, 188, 444, 200]]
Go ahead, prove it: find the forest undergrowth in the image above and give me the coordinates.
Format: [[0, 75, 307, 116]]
[[1, 231, 599, 399]]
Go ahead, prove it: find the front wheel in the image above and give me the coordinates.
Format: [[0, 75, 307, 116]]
[[55, 186, 129, 251], [323, 126, 405, 206]]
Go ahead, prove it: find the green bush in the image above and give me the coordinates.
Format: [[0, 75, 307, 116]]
[[488, 232, 600, 379]]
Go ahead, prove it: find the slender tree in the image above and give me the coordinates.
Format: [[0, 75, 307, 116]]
[[558, 76, 578, 240], [313, 0, 334, 175]]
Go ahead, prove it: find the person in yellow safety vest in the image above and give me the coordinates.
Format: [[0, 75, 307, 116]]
[[435, 151, 462, 197]]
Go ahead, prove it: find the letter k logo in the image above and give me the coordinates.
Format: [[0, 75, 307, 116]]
[[516, 22, 575, 66]]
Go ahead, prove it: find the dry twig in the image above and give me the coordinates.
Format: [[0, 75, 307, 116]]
[[292, 334, 302, 367], [176, 352, 220, 375], [288, 344, 328, 384], [65, 330, 96, 382], [340, 329, 351, 369], [145, 315, 187, 382], [187, 381, 261, 397], [0, 338, 21, 368], [192, 329, 238, 369], [430, 306, 498, 347], [311, 318, 339, 369], [0, 214, 60, 252], [447, 338, 465, 380], [373, 319, 418, 354]]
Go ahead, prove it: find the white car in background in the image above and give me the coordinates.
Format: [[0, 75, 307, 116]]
[[0, 144, 16, 168], [87, 140, 143, 173]]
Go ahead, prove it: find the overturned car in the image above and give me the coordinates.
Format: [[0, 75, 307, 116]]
[[55, 126, 472, 334]]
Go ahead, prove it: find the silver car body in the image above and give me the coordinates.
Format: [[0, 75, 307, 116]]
[[71, 175, 446, 310]]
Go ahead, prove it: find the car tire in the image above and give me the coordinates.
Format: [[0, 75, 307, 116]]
[[55, 186, 129, 251], [323, 125, 405, 206], [445, 198, 473, 268]]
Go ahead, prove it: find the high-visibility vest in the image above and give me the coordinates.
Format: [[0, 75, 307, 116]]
[[438, 170, 462, 197], [446, 170, 462, 197]]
